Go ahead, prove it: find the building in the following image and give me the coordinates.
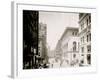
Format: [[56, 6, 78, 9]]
[[47, 47, 55, 58], [38, 23, 48, 65], [79, 13, 91, 66], [55, 39, 62, 60], [23, 10, 38, 69], [55, 27, 79, 67]]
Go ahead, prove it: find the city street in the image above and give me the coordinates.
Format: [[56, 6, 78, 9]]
[[48, 58, 70, 68]]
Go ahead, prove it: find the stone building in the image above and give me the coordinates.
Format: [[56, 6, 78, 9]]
[[79, 13, 91, 66], [38, 23, 48, 64], [55, 27, 79, 67]]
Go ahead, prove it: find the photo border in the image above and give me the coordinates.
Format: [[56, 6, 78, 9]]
[[11, 1, 97, 78]]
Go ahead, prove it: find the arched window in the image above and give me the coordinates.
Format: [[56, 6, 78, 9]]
[[73, 41, 77, 52]]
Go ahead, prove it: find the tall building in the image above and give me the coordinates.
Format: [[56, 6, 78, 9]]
[[55, 27, 79, 67], [23, 10, 38, 69], [79, 13, 91, 66], [38, 23, 48, 64]]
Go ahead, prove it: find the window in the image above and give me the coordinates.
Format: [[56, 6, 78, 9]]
[[66, 43, 68, 51], [87, 45, 91, 53], [81, 37, 82, 44], [75, 32, 77, 36], [73, 41, 77, 51], [81, 36, 84, 44], [81, 26, 82, 30], [87, 54, 91, 64], [89, 16, 91, 23], [72, 32, 74, 35], [81, 60, 84, 64], [81, 54, 84, 56], [72, 32, 77, 36], [87, 35, 88, 42], [73, 54, 76, 58], [87, 33, 91, 42], [89, 33, 91, 41], [83, 36, 84, 43], [81, 23, 84, 30], [87, 19, 88, 26], [78, 42, 79, 50], [81, 47, 84, 53]]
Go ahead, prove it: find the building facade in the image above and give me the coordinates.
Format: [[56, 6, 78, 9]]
[[23, 10, 38, 69], [55, 27, 79, 67], [79, 13, 91, 66], [38, 23, 48, 65], [55, 39, 62, 60]]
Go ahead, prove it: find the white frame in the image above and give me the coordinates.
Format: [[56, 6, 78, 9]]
[[11, 1, 97, 78]]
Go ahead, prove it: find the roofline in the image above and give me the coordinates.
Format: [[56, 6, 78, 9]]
[[60, 27, 79, 40]]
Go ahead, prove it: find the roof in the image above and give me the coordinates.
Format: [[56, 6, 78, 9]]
[[60, 27, 79, 41]]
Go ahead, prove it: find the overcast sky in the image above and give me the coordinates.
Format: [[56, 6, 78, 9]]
[[39, 11, 79, 50]]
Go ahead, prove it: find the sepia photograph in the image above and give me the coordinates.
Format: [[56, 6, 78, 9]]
[[23, 10, 91, 69]]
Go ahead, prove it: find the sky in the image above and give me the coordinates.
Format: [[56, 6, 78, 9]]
[[39, 11, 79, 50]]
